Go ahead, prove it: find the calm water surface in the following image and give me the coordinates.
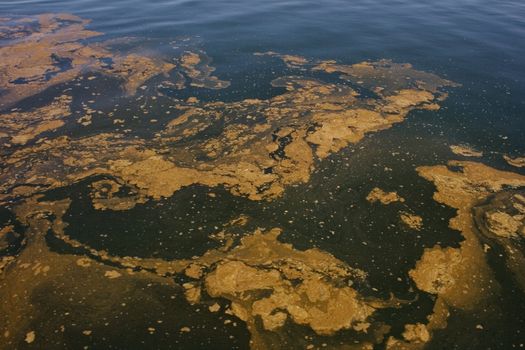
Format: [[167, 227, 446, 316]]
[[1, 0, 525, 349]]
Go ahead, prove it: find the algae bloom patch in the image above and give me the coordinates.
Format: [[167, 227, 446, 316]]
[[1, 12, 524, 350]]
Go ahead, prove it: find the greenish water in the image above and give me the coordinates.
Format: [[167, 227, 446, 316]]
[[1, 0, 525, 349]]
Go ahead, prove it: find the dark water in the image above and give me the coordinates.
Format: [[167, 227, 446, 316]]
[[2, 0, 525, 349], [3, 0, 525, 151]]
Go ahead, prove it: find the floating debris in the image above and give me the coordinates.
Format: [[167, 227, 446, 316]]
[[0, 95, 71, 146], [449, 144, 483, 157], [366, 187, 405, 205], [400, 212, 423, 230], [504, 155, 525, 168], [24, 331, 36, 344], [104, 270, 122, 279]]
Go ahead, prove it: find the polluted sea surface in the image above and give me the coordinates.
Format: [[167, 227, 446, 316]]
[[1, 0, 525, 349]]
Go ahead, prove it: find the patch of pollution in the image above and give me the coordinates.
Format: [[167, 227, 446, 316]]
[[504, 154, 525, 168], [449, 144, 483, 158], [473, 190, 525, 291], [366, 187, 405, 205], [0, 14, 175, 108], [1, 12, 524, 350]]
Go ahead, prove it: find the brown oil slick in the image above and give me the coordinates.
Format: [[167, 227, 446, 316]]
[[4, 12, 524, 350], [0, 198, 179, 349], [179, 51, 231, 89], [6, 197, 405, 349], [386, 161, 525, 349], [473, 190, 525, 291], [254, 51, 310, 69], [504, 154, 525, 168], [1, 37, 455, 206], [366, 187, 405, 205], [414, 161, 525, 301], [449, 144, 483, 158], [0, 95, 72, 145], [399, 212, 423, 231], [0, 14, 175, 108]]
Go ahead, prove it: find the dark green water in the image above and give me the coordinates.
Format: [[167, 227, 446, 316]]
[[2, 0, 525, 349]]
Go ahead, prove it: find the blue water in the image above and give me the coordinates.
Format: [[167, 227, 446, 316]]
[[3, 0, 524, 151]]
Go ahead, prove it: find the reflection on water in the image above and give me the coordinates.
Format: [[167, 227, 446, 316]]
[[1, 1, 525, 349]]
